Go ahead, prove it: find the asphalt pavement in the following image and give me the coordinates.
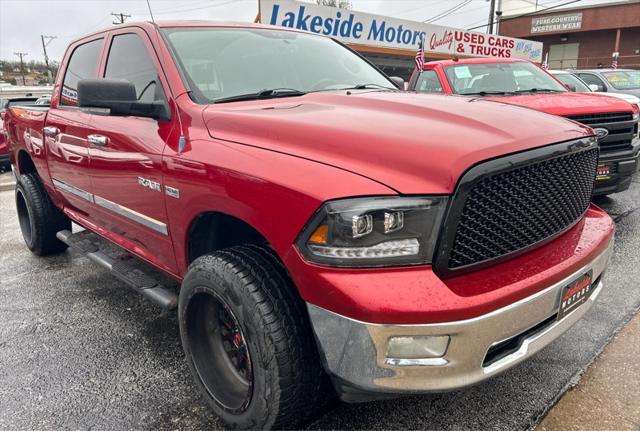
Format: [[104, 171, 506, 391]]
[[0, 171, 639, 430]]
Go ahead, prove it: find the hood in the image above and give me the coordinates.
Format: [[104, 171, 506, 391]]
[[486, 91, 635, 117], [203, 91, 592, 194]]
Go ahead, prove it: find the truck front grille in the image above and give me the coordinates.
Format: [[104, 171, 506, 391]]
[[439, 142, 598, 271], [565, 112, 636, 153]]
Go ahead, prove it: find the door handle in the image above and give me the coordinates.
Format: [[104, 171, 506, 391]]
[[87, 134, 109, 146], [43, 126, 59, 137]]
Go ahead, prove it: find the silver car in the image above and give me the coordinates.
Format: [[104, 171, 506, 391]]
[[573, 69, 640, 98], [550, 70, 640, 110]]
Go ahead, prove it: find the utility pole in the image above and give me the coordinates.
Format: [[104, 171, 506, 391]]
[[487, 0, 496, 34], [14, 52, 28, 86], [40, 35, 57, 84], [111, 12, 131, 25], [495, 0, 503, 35]]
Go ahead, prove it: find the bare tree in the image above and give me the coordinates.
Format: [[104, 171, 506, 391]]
[[316, 0, 352, 9]]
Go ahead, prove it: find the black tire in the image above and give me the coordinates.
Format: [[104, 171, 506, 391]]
[[179, 245, 325, 430], [15, 173, 71, 256]]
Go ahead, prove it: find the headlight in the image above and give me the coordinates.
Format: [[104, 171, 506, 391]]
[[297, 196, 448, 267]]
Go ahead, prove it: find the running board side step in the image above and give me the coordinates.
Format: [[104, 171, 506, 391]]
[[57, 230, 178, 310]]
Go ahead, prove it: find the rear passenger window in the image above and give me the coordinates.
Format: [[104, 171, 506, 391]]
[[414, 70, 443, 93], [105, 33, 164, 103], [61, 39, 103, 106]]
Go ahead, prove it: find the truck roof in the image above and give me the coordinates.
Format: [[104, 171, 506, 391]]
[[423, 57, 528, 68], [71, 20, 304, 45]]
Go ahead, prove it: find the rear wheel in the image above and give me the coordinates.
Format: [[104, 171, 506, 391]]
[[179, 245, 325, 429], [15, 173, 71, 256]]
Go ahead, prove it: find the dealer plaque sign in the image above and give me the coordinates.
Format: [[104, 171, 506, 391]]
[[531, 13, 582, 33]]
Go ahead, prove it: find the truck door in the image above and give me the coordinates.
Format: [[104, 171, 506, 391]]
[[87, 29, 177, 272], [46, 37, 104, 214]]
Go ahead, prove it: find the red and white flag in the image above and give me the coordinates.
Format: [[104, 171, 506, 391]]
[[415, 34, 425, 70], [611, 52, 619, 69]]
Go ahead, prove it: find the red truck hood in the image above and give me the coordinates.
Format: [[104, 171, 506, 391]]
[[203, 91, 592, 194], [485, 91, 634, 117]]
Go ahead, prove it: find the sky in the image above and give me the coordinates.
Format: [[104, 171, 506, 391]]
[[0, 0, 615, 63]]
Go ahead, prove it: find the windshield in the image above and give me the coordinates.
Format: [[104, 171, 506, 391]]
[[444, 61, 567, 95], [602, 71, 640, 90], [553, 73, 590, 92], [163, 27, 395, 103]]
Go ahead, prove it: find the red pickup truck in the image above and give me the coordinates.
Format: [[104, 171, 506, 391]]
[[409, 58, 640, 196], [5, 22, 615, 429]]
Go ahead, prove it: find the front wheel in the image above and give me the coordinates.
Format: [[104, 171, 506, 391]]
[[178, 245, 325, 429]]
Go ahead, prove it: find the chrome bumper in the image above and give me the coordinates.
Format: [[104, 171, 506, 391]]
[[307, 239, 613, 400]]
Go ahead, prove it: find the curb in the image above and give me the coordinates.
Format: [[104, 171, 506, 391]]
[[0, 181, 14, 192], [0, 173, 15, 192]]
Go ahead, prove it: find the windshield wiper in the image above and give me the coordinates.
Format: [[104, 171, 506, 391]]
[[214, 88, 306, 104], [513, 88, 564, 94], [458, 90, 515, 96], [341, 83, 394, 90]]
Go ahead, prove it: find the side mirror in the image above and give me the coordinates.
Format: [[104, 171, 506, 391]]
[[564, 83, 576, 92], [588, 84, 600, 92], [389, 76, 406, 90], [78, 78, 170, 121]]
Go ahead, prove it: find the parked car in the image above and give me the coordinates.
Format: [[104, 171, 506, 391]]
[[549, 70, 640, 110], [6, 22, 615, 429], [0, 97, 39, 169], [573, 68, 640, 98], [409, 58, 640, 195]]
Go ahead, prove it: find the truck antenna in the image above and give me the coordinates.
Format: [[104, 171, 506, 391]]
[[146, 0, 187, 155], [146, 0, 156, 23]]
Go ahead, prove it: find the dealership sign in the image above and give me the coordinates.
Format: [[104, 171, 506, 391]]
[[259, 0, 543, 62], [531, 13, 582, 33]]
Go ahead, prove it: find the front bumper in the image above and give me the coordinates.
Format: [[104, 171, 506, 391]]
[[593, 137, 640, 195], [308, 237, 613, 401]]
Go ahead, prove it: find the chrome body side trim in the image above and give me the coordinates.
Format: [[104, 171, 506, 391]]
[[307, 237, 613, 396], [52, 178, 93, 202], [51, 178, 168, 236], [93, 195, 168, 236]]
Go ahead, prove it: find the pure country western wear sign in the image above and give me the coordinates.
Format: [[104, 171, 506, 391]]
[[259, 0, 543, 62], [531, 13, 582, 34]]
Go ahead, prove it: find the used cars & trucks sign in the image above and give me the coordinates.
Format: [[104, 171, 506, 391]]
[[260, 0, 543, 62]]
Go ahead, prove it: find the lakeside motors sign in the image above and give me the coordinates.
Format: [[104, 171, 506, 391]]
[[259, 0, 543, 62], [531, 13, 583, 34]]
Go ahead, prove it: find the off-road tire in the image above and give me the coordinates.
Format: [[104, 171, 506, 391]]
[[179, 244, 326, 430], [15, 173, 71, 255]]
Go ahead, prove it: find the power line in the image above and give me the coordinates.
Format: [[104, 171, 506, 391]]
[[130, 0, 243, 17], [424, 0, 473, 23], [466, 0, 581, 30], [129, 0, 210, 15], [14, 52, 28, 85], [462, 0, 565, 29], [111, 12, 131, 25]]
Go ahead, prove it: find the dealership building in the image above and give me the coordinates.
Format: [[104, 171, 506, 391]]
[[258, 0, 543, 79], [499, 1, 640, 69]]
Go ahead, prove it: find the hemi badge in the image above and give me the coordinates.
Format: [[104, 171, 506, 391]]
[[165, 185, 180, 199]]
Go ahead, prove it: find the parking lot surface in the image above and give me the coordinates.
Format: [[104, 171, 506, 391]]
[[0, 172, 639, 430]]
